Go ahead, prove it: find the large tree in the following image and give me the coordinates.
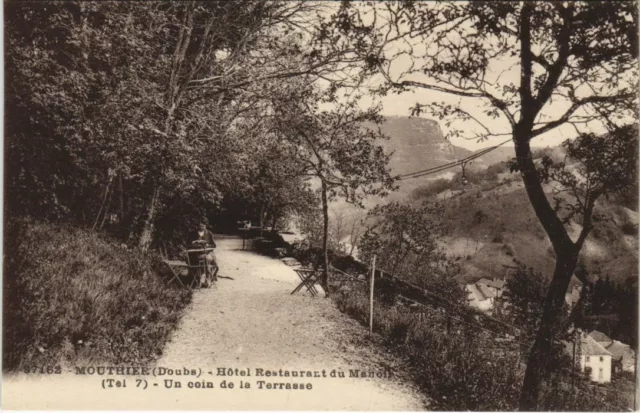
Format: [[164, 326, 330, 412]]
[[5, 1, 364, 250], [359, 201, 444, 280], [330, 2, 637, 409], [5, 1, 288, 242], [273, 90, 396, 293], [130, 1, 321, 250]]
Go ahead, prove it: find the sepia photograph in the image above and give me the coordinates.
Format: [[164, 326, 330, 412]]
[[2, 1, 638, 411]]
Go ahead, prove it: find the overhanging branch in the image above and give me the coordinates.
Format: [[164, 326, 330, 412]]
[[531, 92, 636, 137]]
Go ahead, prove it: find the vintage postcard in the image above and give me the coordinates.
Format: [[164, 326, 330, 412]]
[[2, 1, 638, 411]]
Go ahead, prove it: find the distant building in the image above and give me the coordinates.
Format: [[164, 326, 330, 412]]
[[606, 340, 636, 374], [564, 284, 582, 308], [575, 333, 613, 384], [477, 277, 505, 297], [589, 330, 613, 347], [466, 283, 494, 312], [466, 278, 505, 313], [587, 330, 636, 375], [605, 340, 636, 374]]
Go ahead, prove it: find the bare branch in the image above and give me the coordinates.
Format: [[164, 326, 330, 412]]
[[531, 92, 636, 137]]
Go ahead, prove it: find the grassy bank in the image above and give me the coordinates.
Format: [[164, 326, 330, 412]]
[[333, 284, 521, 410], [3, 219, 191, 371]]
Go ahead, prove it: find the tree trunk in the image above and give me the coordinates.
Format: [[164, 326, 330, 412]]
[[320, 179, 330, 295], [92, 175, 113, 231], [348, 216, 361, 256], [118, 173, 124, 220], [259, 204, 265, 237], [514, 134, 580, 410], [137, 4, 190, 251], [99, 182, 114, 230], [519, 252, 578, 410], [138, 185, 160, 252]]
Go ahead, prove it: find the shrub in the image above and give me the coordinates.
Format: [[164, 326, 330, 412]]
[[486, 161, 509, 177], [621, 221, 637, 236], [293, 246, 337, 269], [373, 277, 400, 306], [473, 210, 488, 224], [3, 218, 192, 371], [411, 178, 453, 200], [333, 283, 627, 411], [253, 232, 291, 257], [332, 254, 369, 276], [333, 284, 522, 410]]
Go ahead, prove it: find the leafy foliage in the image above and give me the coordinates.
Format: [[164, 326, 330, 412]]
[[496, 266, 573, 355], [358, 201, 465, 305], [270, 90, 396, 290], [360, 201, 444, 276], [5, 1, 362, 250], [538, 125, 639, 232], [333, 283, 625, 411], [576, 276, 638, 350]]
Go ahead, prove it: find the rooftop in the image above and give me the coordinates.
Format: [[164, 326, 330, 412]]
[[582, 334, 613, 356], [606, 340, 634, 361], [589, 330, 613, 344], [466, 284, 489, 302], [476, 277, 505, 289], [478, 283, 496, 299]]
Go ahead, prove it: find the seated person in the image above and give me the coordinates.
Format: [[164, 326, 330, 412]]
[[188, 221, 218, 282]]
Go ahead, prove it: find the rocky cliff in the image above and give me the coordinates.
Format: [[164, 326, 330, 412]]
[[378, 116, 462, 176]]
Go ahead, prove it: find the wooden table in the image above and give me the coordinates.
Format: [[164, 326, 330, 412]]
[[186, 246, 216, 288], [238, 227, 270, 250]]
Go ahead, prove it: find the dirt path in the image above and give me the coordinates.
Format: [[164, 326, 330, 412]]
[[155, 237, 426, 410], [1, 237, 426, 410]]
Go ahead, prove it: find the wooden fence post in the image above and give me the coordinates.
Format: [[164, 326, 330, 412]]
[[369, 255, 376, 335], [634, 352, 637, 411], [572, 333, 577, 390]]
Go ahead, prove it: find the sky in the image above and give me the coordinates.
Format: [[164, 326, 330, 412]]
[[348, 46, 586, 152], [321, 2, 625, 152], [363, 89, 576, 152]]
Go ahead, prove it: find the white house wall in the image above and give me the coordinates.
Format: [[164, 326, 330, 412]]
[[580, 354, 612, 384]]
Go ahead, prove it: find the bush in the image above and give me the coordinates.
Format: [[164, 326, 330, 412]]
[[411, 178, 453, 200], [3, 219, 192, 371], [374, 277, 400, 306], [333, 284, 626, 411], [473, 209, 488, 224], [621, 221, 637, 236], [332, 254, 369, 276], [333, 285, 522, 410], [486, 161, 509, 177]]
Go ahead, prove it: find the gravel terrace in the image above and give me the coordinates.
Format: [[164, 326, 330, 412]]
[[155, 236, 426, 410]]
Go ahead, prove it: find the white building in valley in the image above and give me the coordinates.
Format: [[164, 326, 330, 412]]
[[466, 283, 494, 312], [577, 333, 613, 384], [465, 277, 505, 314]]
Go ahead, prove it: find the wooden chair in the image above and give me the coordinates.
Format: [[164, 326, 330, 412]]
[[291, 268, 321, 297], [162, 259, 190, 288]]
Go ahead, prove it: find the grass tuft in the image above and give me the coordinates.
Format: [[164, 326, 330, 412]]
[[3, 218, 191, 371]]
